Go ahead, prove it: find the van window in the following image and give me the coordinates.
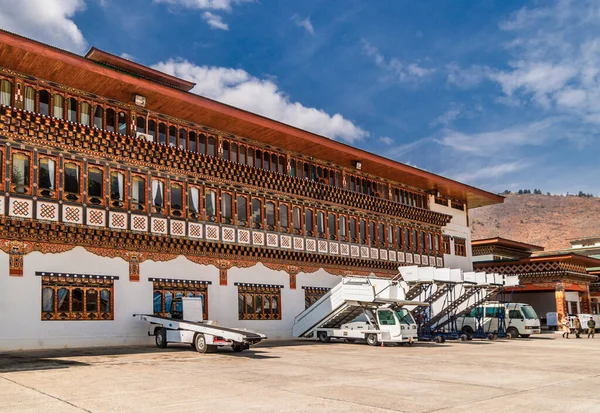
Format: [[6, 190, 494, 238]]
[[485, 307, 500, 318], [378, 310, 396, 326], [521, 305, 538, 320], [509, 310, 523, 319], [469, 307, 484, 317], [395, 308, 413, 325]]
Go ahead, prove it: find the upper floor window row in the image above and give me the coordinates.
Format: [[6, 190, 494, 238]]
[[1, 78, 432, 210]]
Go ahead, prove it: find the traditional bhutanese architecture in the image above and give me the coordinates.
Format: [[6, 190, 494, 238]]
[[0, 29, 502, 350], [472, 237, 600, 326]]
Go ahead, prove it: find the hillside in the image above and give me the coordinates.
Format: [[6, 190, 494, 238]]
[[469, 194, 600, 251]]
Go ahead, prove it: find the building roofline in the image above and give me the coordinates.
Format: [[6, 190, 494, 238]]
[[471, 237, 545, 252], [0, 29, 503, 208]]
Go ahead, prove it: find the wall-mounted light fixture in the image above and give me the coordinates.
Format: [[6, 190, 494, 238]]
[[134, 95, 146, 107], [354, 160, 362, 170]]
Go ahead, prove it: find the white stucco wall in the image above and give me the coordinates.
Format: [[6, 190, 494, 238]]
[[0, 248, 348, 351], [429, 196, 472, 271]]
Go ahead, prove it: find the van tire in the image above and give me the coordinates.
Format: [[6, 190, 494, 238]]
[[460, 334, 468, 341], [155, 328, 168, 348], [366, 334, 379, 346], [520, 334, 530, 338], [317, 331, 331, 343], [507, 327, 519, 339], [462, 326, 474, 336], [194, 333, 208, 353]]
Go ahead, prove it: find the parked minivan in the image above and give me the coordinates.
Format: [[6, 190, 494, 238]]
[[457, 302, 541, 338]]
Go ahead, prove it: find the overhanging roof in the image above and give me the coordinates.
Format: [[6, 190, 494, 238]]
[[0, 29, 503, 208], [472, 237, 544, 252]]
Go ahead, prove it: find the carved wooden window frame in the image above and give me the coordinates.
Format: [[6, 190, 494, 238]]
[[220, 190, 234, 225], [40, 274, 115, 321], [251, 197, 263, 229], [292, 205, 303, 235], [442, 235, 451, 255], [62, 159, 83, 202], [454, 237, 467, 257], [305, 207, 315, 237], [235, 193, 249, 227], [304, 287, 330, 309], [37, 153, 59, 199], [86, 163, 106, 207], [169, 179, 186, 218], [187, 183, 202, 219], [9, 149, 33, 196], [327, 212, 337, 241], [316, 209, 326, 239], [130, 172, 147, 213], [152, 279, 209, 319], [204, 186, 218, 222], [150, 176, 167, 215], [338, 213, 348, 242], [108, 168, 128, 209], [237, 284, 282, 321], [265, 200, 277, 231]]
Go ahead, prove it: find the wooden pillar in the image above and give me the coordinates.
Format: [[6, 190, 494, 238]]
[[581, 285, 592, 314], [555, 282, 567, 322]]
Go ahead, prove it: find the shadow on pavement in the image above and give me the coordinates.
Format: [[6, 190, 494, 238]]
[[0, 354, 90, 373]]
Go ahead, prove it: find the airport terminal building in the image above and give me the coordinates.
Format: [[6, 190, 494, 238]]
[[0, 30, 502, 350]]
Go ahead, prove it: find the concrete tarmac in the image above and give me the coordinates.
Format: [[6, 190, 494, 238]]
[[1, 333, 599, 412]]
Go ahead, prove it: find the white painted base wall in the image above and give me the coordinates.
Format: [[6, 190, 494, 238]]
[[0, 248, 345, 351]]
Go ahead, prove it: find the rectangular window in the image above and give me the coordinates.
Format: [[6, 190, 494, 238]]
[[338, 215, 347, 240], [279, 203, 289, 230], [53, 94, 64, 119], [63, 161, 81, 201], [131, 174, 146, 211], [171, 181, 184, 217], [237, 283, 282, 320], [455, 237, 467, 257], [359, 219, 367, 244], [188, 186, 201, 218], [237, 195, 248, 224], [205, 189, 217, 220], [110, 170, 125, 207], [317, 211, 325, 238], [151, 278, 210, 319], [265, 201, 276, 229], [292, 206, 302, 234], [39, 272, 115, 321], [304, 287, 330, 309], [0, 79, 12, 106], [87, 165, 104, 205], [442, 235, 451, 255], [11, 151, 31, 194], [151, 178, 165, 213], [349, 217, 357, 242], [252, 198, 262, 229], [24, 86, 35, 112], [221, 192, 233, 223], [38, 156, 57, 198], [328, 213, 336, 240]]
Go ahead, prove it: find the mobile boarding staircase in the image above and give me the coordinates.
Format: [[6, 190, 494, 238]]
[[398, 266, 520, 341], [292, 276, 418, 340]]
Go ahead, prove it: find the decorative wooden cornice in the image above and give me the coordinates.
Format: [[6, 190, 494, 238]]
[[472, 245, 533, 259], [0, 217, 400, 277], [0, 106, 451, 227]]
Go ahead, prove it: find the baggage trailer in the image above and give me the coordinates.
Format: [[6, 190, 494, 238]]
[[292, 276, 426, 346], [134, 297, 266, 354]]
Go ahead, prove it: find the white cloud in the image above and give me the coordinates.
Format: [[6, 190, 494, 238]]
[[153, 0, 252, 11], [120, 52, 136, 61], [362, 40, 434, 83], [446, 63, 493, 88], [152, 59, 368, 143], [0, 0, 87, 53], [293, 15, 315, 35], [202, 11, 228, 30], [378, 136, 393, 145], [430, 103, 463, 127], [451, 161, 528, 183]]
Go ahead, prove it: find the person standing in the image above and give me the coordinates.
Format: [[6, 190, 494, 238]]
[[574, 316, 582, 338], [588, 317, 596, 339], [562, 315, 571, 339]]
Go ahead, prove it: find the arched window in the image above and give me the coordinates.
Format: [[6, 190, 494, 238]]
[[349, 217, 357, 242], [110, 170, 124, 206], [136, 116, 146, 133], [158, 123, 166, 144], [93, 106, 103, 128], [290, 159, 296, 177], [231, 143, 238, 163], [338, 216, 347, 240], [271, 154, 278, 172], [148, 120, 157, 141], [329, 170, 335, 186], [171, 182, 183, 215], [80, 102, 91, 126], [24, 87, 35, 112], [53, 94, 64, 119], [64, 162, 80, 200], [188, 186, 200, 217], [199, 134, 206, 154], [151, 179, 164, 212], [247, 148, 254, 167], [255, 150, 262, 169], [279, 204, 289, 230], [303, 163, 309, 180], [179, 129, 186, 150], [67, 98, 77, 122], [205, 190, 217, 220], [223, 141, 230, 160], [305, 209, 314, 236], [369, 221, 376, 245], [317, 211, 325, 237], [189, 131, 197, 152], [378, 223, 385, 246], [328, 214, 336, 240], [87, 166, 104, 205], [207, 136, 216, 157], [0, 79, 11, 106], [335, 172, 341, 187], [42, 287, 54, 312], [72, 288, 84, 312], [359, 219, 367, 244], [278, 156, 285, 174], [169, 126, 177, 147], [239, 146, 246, 164], [86, 289, 98, 313], [221, 193, 232, 223], [264, 152, 270, 171], [39, 90, 50, 116], [118, 112, 127, 135], [237, 195, 248, 224], [265, 201, 276, 229], [252, 198, 262, 229], [293, 206, 302, 234], [38, 157, 56, 196], [11, 152, 30, 194], [106, 108, 115, 132]]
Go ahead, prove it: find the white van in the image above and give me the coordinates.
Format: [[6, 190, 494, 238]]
[[457, 302, 541, 338]]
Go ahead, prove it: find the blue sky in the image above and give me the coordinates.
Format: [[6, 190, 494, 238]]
[[1, 0, 598, 195]]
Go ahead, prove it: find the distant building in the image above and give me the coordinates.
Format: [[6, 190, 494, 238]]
[[472, 237, 600, 325]]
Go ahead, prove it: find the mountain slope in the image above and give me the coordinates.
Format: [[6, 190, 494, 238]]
[[469, 194, 600, 251]]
